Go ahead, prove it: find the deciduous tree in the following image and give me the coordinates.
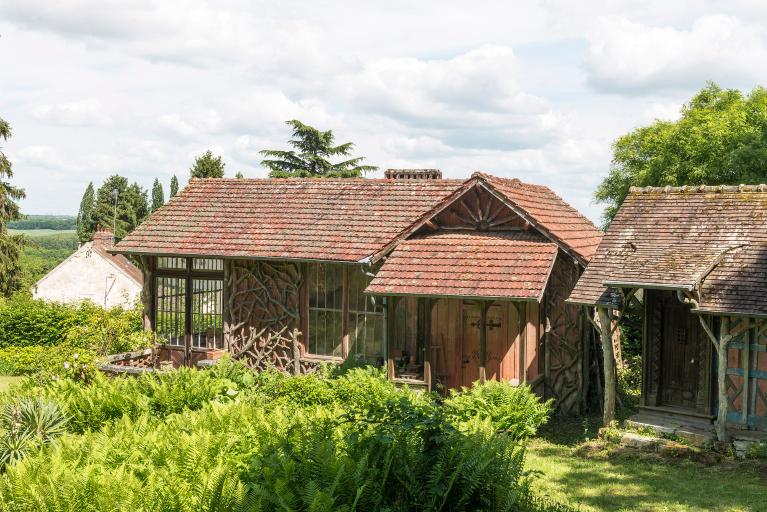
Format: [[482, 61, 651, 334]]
[[596, 82, 767, 225], [260, 120, 377, 178]]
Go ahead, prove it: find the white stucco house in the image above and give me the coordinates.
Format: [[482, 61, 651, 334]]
[[33, 227, 143, 308]]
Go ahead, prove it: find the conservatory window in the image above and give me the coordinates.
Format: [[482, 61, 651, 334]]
[[307, 263, 343, 357], [155, 276, 186, 346], [154, 257, 224, 350], [347, 267, 384, 361]]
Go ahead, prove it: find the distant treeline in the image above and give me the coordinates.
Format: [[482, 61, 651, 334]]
[[7, 215, 76, 230]]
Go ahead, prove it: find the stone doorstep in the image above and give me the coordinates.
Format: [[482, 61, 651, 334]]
[[626, 413, 716, 447]]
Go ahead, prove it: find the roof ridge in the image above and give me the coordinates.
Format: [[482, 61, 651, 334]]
[[630, 184, 767, 194]]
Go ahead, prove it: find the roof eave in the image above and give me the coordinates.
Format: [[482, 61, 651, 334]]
[[364, 290, 541, 302], [603, 280, 693, 292], [109, 248, 367, 266]]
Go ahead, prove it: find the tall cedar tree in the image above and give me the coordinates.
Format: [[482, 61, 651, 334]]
[[260, 120, 377, 178], [151, 178, 164, 211], [0, 117, 26, 296], [596, 82, 767, 225], [79, 175, 149, 240], [169, 175, 179, 197], [76, 182, 95, 242], [189, 150, 225, 180]]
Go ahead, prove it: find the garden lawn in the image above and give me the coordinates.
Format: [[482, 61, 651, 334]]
[[0, 376, 22, 393], [527, 416, 767, 512]]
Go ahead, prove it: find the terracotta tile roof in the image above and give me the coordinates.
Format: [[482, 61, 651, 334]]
[[477, 173, 603, 262], [114, 178, 462, 262], [569, 184, 767, 316], [365, 231, 558, 300]]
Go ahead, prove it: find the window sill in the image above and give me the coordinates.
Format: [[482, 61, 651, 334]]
[[302, 354, 343, 363]]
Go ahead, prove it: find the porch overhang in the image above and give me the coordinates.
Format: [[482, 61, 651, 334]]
[[364, 231, 559, 303]]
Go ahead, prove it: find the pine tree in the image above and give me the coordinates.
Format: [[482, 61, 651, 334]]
[[151, 178, 164, 212], [260, 120, 377, 178], [235, 171, 244, 179], [189, 150, 225, 180], [0, 117, 26, 296], [169, 175, 179, 198], [76, 182, 95, 242]]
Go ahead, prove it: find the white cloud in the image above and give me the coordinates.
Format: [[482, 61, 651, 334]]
[[16, 145, 64, 169], [32, 99, 112, 127], [585, 15, 767, 93]]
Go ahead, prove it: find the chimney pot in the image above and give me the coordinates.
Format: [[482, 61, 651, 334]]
[[385, 168, 442, 180]]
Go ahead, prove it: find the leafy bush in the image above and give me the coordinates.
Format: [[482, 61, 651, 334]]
[[444, 380, 552, 440], [0, 295, 91, 348], [0, 363, 564, 511], [0, 344, 98, 380]]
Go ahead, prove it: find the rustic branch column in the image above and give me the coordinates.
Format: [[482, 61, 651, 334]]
[[597, 307, 616, 426], [715, 317, 731, 442], [479, 301, 489, 384], [139, 255, 154, 332]]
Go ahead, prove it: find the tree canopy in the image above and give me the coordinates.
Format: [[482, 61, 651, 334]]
[[596, 82, 767, 224], [77, 175, 149, 240], [76, 183, 95, 242], [189, 150, 225, 180], [260, 120, 377, 178], [0, 117, 27, 296], [169, 175, 179, 198], [151, 178, 164, 212]]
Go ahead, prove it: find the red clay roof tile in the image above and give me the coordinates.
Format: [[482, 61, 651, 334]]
[[365, 231, 558, 300]]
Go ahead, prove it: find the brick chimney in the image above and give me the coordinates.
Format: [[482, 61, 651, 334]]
[[93, 225, 115, 247], [385, 168, 442, 180]]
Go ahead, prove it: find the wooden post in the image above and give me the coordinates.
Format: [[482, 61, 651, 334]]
[[597, 307, 616, 426], [139, 256, 154, 332], [292, 328, 301, 376], [424, 298, 433, 392], [341, 266, 349, 359], [479, 301, 489, 384], [517, 301, 527, 384], [715, 317, 731, 442], [386, 296, 400, 381]]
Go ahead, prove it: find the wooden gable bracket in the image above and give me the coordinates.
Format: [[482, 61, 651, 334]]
[[477, 180, 588, 268]]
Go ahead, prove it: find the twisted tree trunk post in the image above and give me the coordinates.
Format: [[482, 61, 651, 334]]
[[597, 307, 616, 426]]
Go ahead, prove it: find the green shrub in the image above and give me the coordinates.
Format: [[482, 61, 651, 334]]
[[0, 398, 67, 469], [444, 380, 552, 440], [0, 295, 90, 348], [0, 344, 98, 380], [0, 295, 146, 353], [0, 396, 558, 511]]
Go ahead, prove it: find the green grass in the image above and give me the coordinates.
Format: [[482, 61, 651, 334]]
[[0, 376, 23, 393], [527, 414, 767, 512]]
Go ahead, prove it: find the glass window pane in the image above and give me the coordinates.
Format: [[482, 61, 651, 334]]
[[347, 266, 384, 361], [307, 263, 344, 356], [190, 278, 224, 349], [158, 257, 187, 270], [192, 258, 223, 272], [156, 276, 186, 346]]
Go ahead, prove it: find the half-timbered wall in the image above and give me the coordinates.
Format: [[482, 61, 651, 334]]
[[725, 320, 767, 431]]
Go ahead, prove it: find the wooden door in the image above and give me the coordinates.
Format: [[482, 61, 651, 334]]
[[660, 304, 703, 409], [460, 302, 510, 387]]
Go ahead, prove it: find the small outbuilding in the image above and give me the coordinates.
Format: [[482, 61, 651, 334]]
[[33, 227, 143, 308], [110, 171, 603, 414], [569, 184, 767, 440]]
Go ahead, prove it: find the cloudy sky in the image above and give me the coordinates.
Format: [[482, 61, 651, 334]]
[[3, 1, 767, 222]]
